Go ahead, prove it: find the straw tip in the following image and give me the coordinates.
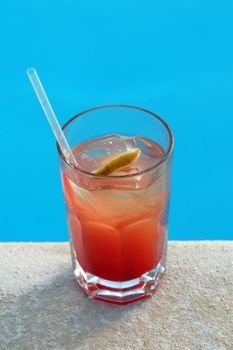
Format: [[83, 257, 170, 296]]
[[27, 67, 36, 77]]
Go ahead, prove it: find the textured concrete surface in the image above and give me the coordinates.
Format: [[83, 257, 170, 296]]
[[0, 242, 232, 350]]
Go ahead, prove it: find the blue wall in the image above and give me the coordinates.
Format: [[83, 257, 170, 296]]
[[0, 0, 232, 241]]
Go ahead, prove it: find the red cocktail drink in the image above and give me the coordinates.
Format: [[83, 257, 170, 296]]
[[57, 106, 173, 304]]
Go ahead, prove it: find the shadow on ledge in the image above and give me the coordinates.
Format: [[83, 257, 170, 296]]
[[0, 266, 151, 349]]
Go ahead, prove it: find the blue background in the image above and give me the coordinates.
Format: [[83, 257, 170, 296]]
[[0, 1, 232, 241]]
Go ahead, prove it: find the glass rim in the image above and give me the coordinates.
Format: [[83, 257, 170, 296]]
[[57, 104, 174, 178]]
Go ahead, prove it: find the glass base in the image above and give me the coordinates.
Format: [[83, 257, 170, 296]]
[[74, 259, 166, 305]]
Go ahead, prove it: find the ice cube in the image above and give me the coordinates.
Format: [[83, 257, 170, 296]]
[[85, 134, 137, 160], [75, 152, 99, 172], [127, 136, 165, 173], [134, 136, 165, 158], [72, 134, 139, 176]]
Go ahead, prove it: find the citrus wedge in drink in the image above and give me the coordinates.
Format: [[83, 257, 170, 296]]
[[94, 148, 141, 175]]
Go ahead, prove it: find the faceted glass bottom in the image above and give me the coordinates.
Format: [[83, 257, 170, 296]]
[[73, 259, 166, 305]]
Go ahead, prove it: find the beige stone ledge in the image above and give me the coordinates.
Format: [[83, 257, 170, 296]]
[[0, 241, 232, 350]]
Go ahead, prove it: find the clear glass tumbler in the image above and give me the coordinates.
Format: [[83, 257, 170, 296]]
[[57, 105, 173, 304]]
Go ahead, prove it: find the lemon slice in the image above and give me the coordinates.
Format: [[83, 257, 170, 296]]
[[94, 148, 141, 175]]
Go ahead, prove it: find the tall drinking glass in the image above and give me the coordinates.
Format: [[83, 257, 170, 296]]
[[57, 105, 174, 304]]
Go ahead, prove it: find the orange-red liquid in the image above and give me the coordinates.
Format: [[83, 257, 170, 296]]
[[62, 171, 167, 282]]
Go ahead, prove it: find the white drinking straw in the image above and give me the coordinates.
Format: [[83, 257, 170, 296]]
[[27, 68, 77, 166]]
